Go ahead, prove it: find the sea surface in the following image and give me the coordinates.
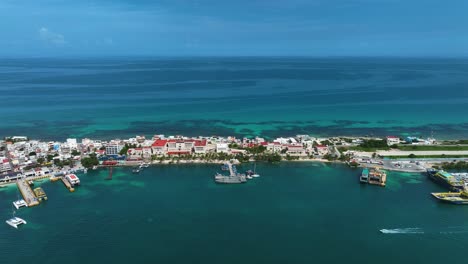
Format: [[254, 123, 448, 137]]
[[1, 57, 468, 140], [1, 163, 467, 264]]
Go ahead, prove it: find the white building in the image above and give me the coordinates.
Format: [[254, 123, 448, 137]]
[[106, 144, 123, 155], [66, 138, 78, 149], [386, 136, 400, 146], [216, 143, 229, 153]]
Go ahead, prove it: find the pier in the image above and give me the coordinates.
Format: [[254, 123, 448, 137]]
[[16, 180, 40, 207], [61, 177, 75, 192]]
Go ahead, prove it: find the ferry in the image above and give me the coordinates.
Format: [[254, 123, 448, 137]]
[[13, 199, 28, 210], [368, 168, 386, 187], [33, 187, 47, 201], [360, 168, 369, 183], [65, 174, 80, 186], [431, 191, 468, 205], [427, 170, 464, 191], [6, 217, 27, 229]]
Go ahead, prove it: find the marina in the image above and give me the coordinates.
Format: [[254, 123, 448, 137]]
[[16, 180, 39, 207], [214, 162, 247, 184]]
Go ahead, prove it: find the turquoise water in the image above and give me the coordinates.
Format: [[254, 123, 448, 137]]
[[1, 57, 468, 140], [1, 163, 467, 263]]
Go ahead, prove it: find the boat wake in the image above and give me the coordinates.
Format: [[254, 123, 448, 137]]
[[380, 226, 468, 235], [380, 228, 424, 234]]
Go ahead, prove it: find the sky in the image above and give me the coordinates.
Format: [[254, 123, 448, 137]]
[[1, 0, 468, 57]]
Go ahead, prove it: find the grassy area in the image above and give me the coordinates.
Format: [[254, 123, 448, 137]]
[[396, 145, 468, 151], [386, 155, 468, 159]]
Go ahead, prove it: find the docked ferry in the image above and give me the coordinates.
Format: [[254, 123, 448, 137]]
[[427, 169, 464, 191], [360, 168, 369, 183], [431, 191, 468, 205], [65, 174, 81, 186]]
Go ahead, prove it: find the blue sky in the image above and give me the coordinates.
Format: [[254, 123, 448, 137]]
[[1, 0, 467, 57]]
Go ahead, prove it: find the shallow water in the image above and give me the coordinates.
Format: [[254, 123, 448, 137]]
[[1, 163, 467, 264]]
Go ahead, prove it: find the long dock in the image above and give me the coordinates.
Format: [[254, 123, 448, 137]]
[[60, 177, 75, 192], [16, 180, 40, 207]]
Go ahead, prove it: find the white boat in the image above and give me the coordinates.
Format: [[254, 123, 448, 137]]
[[141, 163, 150, 168], [65, 174, 80, 186], [247, 175, 253, 180], [6, 217, 27, 229], [252, 163, 260, 178], [13, 199, 28, 210]]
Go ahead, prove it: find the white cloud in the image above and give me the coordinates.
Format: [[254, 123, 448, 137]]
[[39, 27, 67, 46]]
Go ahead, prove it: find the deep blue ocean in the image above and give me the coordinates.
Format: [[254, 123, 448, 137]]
[[2, 58, 468, 263], [1, 57, 468, 140]]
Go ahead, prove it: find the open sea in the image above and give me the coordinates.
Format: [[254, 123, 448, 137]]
[[1, 163, 468, 264], [1, 57, 468, 140], [1, 57, 468, 263]]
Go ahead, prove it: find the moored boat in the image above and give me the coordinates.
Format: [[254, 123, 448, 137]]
[[360, 168, 369, 183], [6, 217, 27, 229], [431, 191, 468, 205], [13, 199, 28, 210]]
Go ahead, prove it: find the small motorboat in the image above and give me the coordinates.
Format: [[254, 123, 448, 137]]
[[132, 168, 140, 174]]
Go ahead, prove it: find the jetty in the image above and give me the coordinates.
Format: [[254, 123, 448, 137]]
[[16, 180, 40, 207], [214, 161, 247, 184], [61, 177, 75, 192]]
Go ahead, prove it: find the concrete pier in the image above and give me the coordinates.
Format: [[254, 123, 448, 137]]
[[16, 180, 39, 207], [61, 177, 75, 192]]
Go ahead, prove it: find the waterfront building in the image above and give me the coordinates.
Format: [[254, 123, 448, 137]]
[[286, 145, 307, 156], [151, 139, 168, 155], [315, 145, 329, 156], [106, 144, 123, 156], [386, 136, 400, 146], [266, 142, 282, 153], [66, 138, 78, 149], [216, 143, 229, 153], [194, 140, 208, 154], [0, 158, 12, 173]]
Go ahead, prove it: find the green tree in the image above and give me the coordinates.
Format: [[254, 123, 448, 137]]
[[81, 154, 99, 169]]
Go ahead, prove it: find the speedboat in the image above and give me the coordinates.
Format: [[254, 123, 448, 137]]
[[132, 168, 140, 174], [6, 217, 27, 229], [142, 163, 150, 168], [13, 200, 28, 210]]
